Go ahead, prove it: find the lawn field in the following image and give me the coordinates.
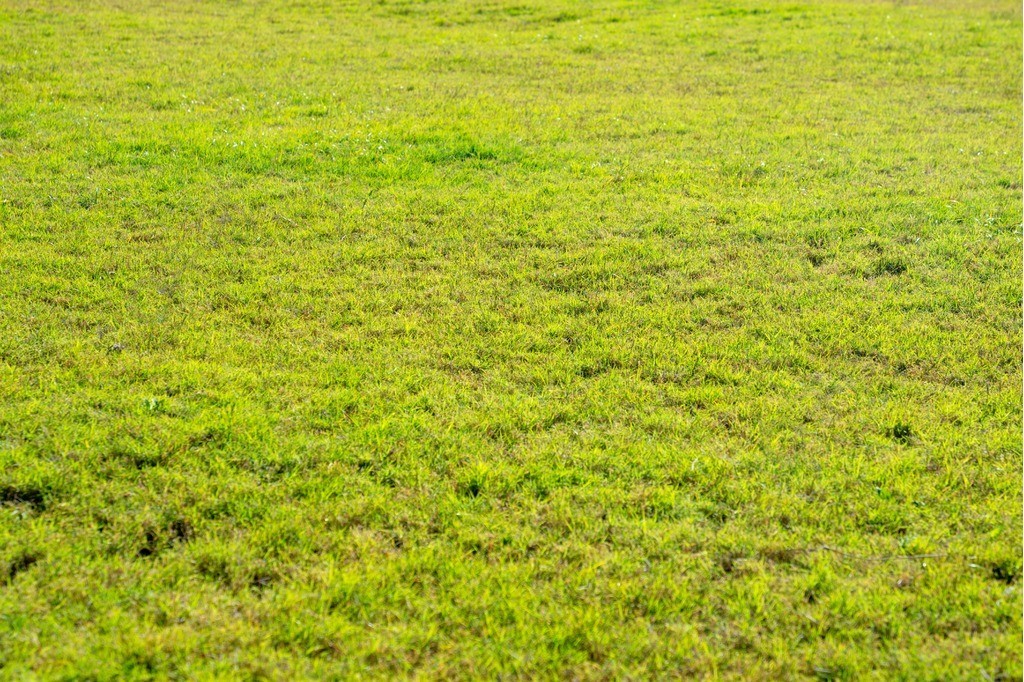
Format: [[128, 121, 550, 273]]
[[0, 0, 1021, 678]]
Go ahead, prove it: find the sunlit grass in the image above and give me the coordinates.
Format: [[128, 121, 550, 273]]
[[0, 0, 1021, 678]]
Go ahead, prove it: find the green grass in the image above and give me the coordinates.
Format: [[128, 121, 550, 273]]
[[0, 0, 1021, 678]]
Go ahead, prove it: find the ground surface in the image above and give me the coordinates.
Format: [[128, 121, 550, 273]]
[[0, 0, 1021, 678]]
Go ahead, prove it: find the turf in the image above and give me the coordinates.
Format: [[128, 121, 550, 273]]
[[0, 0, 1021, 678]]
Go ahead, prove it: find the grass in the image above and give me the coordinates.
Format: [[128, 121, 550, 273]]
[[0, 0, 1021, 678]]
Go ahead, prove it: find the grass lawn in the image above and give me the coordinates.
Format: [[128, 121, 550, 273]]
[[0, 0, 1021, 678]]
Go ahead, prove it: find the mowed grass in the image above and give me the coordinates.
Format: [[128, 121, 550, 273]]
[[0, 0, 1021, 678]]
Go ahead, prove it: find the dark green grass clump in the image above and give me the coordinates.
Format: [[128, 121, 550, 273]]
[[0, 0, 1021, 678]]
